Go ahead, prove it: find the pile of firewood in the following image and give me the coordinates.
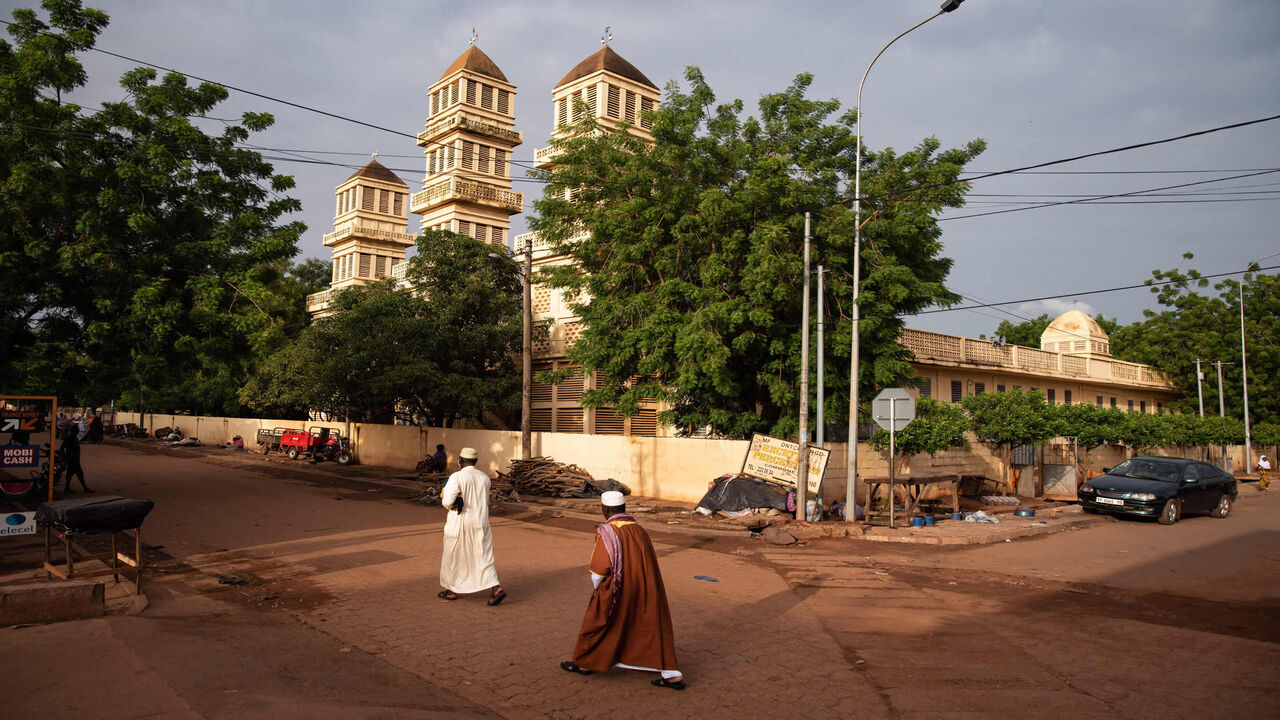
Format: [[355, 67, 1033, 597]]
[[413, 474, 521, 506], [498, 456, 601, 497]]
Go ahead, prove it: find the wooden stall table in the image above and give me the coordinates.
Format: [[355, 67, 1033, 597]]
[[862, 474, 961, 527], [36, 496, 154, 594]]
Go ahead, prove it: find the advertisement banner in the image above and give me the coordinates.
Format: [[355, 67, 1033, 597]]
[[741, 433, 829, 495], [1, 511, 37, 536], [1, 445, 40, 468]]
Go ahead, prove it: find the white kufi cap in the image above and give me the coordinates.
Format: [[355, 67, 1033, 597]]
[[459, 447, 478, 460], [601, 491, 626, 507]]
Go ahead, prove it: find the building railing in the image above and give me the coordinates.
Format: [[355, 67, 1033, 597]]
[[534, 145, 562, 166], [899, 327, 1176, 389], [305, 289, 335, 314], [323, 222, 416, 246], [515, 228, 591, 254], [410, 178, 524, 213], [418, 114, 522, 145]]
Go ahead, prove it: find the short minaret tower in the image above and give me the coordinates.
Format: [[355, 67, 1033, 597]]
[[410, 42, 523, 246], [306, 156, 416, 316]]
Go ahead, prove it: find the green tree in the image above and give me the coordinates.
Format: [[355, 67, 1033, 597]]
[[1, 1, 306, 414], [242, 231, 526, 426], [962, 389, 1056, 492], [1108, 255, 1279, 425], [532, 69, 984, 438], [868, 397, 968, 472]]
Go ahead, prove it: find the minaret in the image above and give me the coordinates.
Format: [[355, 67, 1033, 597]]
[[306, 156, 416, 316], [521, 40, 663, 436], [410, 43, 523, 246]]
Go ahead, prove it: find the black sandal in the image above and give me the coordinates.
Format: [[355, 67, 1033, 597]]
[[560, 661, 593, 675], [487, 588, 507, 606], [437, 590, 457, 601], [652, 677, 686, 690]]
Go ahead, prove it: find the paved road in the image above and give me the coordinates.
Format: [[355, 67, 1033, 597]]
[[3, 442, 1277, 718]]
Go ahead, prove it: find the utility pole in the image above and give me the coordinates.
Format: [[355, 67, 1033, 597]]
[[1195, 359, 1204, 417], [816, 265, 826, 446], [796, 212, 812, 520], [1214, 360, 1227, 417]]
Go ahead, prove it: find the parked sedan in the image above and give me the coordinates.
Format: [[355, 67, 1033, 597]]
[[1077, 456, 1236, 525]]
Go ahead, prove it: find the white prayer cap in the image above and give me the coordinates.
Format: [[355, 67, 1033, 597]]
[[459, 447, 478, 460], [601, 491, 626, 507]]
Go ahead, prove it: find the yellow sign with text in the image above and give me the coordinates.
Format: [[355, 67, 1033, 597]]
[[741, 433, 829, 495]]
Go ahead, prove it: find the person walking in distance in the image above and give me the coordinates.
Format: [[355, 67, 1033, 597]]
[[60, 427, 91, 493], [560, 491, 685, 690], [1258, 454, 1272, 492], [438, 447, 506, 605]]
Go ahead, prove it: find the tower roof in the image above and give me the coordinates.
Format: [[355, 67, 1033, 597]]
[[439, 45, 508, 83], [344, 158, 408, 187], [557, 45, 656, 91]]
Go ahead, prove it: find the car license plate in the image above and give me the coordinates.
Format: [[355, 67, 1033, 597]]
[[1096, 496, 1124, 506]]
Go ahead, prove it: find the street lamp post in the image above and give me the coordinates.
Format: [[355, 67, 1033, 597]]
[[847, 0, 965, 522], [1240, 252, 1280, 473]]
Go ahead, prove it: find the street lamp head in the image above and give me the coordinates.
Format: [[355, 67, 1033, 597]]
[[941, 0, 965, 12]]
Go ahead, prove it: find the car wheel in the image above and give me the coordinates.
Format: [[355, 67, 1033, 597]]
[[1157, 498, 1180, 525], [1211, 494, 1231, 518], [286, 447, 299, 460]]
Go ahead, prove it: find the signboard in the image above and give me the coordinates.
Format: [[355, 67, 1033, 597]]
[[1, 511, 37, 537], [1, 445, 40, 468], [742, 433, 830, 495], [872, 388, 915, 432], [1, 409, 41, 432]]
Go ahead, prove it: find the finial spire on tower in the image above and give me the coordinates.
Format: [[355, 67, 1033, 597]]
[[601, 26, 612, 45], [469, 26, 478, 46]]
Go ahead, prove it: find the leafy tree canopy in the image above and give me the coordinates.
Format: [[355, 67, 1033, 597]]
[[241, 231, 528, 426], [1, 0, 308, 414], [532, 68, 984, 439]]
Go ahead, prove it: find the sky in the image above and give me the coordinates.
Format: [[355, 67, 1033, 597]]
[[7, 0, 1279, 339]]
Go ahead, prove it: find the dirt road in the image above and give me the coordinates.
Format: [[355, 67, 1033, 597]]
[[3, 441, 1276, 718]]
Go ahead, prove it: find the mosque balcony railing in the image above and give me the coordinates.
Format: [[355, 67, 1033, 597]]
[[900, 328, 1176, 389], [305, 289, 335, 316], [418, 114, 522, 146], [410, 178, 524, 214], [515, 228, 591, 255], [533, 145, 563, 168], [323, 222, 417, 247]]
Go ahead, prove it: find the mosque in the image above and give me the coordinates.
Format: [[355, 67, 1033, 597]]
[[304, 42, 1182, 437]]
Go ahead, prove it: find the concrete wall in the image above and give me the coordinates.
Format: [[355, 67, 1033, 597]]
[[113, 413, 1268, 504]]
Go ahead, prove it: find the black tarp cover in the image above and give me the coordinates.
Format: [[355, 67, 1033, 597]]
[[695, 474, 789, 513], [37, 496, 154, 533]]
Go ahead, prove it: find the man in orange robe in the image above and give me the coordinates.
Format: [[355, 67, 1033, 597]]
[[560, 491, 685, 690]]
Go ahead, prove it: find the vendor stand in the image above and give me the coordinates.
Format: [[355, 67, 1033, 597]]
[[37, 495, 154, 593]]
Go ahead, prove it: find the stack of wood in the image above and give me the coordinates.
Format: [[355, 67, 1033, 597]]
[[412, 472, 521, 506], [499, 457, 601, 497]]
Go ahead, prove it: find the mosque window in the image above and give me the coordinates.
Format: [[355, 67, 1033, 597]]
[[557, 98, 568, 128], [641, 97, 655, 129], [475, 225, 487, 243], [450, 82, 459, 105], [625, 90, 637, 123], [446, 145, 456, 169], [1128, 400, 1134, 411], [974, 382, 985, 395], [1047, 389, 1056, 404], [1096, 396, 1103, 407], [481, 84, 493, 110], [393, 192, 403, 216], [497, 89, 509, 115], [950, 380, 962, 403], [462, 141, 475, 170], [1111, 397, 1117, 408], [466, 79, 476, 105], [458, 220, 472, 237], [494, 149, 506, 176], [431, 91, 439, 116], [572, 91, 584, 123], [919, 378, 931, 399], [1064, 390, 1072, 405], [359, 253, 371, 277], [586, 85, 597, 115], [1074, 341, 1085, 351], [427, 151, 437, 175], [1140, 401, 1147, 413], [997, 384, 1006, 393], [362, 187, 375, 210], [378, 189, 388, 213], [478, 145, 490, 174], [607, 86, 621, 118]]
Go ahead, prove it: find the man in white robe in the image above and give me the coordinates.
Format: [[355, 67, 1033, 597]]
[[439, 447, 506, 605]]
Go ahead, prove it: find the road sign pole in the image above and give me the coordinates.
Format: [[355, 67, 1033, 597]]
[[889, 397, 896, 529]]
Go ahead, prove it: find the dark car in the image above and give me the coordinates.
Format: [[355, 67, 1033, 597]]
[[1077, 456, 1236, 525]]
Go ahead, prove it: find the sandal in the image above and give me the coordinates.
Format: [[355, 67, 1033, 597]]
[[437, 590, 457, 601], [487, 588, 507, 606], [652, 677, 686, 691], [560, 661, 593, 675]]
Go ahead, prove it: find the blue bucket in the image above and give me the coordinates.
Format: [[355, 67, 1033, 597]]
[[951, 512, 964, 521], [923, 516, 935, 526], [911, 517, 924, 527]]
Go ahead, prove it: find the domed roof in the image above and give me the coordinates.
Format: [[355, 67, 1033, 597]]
[[557, 45, 656, 91], [439, 45, 508, 83], [1041, 309, 1110, 355], [344, 158, 408, 187], [1045, 310, 1108, 339]]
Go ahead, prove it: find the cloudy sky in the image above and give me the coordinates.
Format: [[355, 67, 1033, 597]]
[[9, 0, 1279, 339]]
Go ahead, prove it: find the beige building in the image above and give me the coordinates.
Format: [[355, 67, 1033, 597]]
[[902, 310, 1181, 412]]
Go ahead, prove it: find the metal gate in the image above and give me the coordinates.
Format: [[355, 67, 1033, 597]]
[[1042, 441, 1078, 499]]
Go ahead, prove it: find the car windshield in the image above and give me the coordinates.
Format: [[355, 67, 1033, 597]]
[[1109, 460, 1179, 483]]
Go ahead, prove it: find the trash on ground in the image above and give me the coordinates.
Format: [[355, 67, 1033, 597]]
[[693, 575, 719, 582], [217, 576, 249, 586], [694, 474, 790, 517], [981, 495, 1020, 506], [964, 510, 1000, 524]]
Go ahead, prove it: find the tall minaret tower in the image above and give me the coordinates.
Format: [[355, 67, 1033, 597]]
[[306, 157, 416, 316], [410, 42, 523, 246], [520, 39, 663, 437]]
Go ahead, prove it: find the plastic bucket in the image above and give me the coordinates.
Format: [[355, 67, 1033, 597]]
[[951, 513, 964, 521], [923, 516, 935, 526], [911, 517, 924, 527]]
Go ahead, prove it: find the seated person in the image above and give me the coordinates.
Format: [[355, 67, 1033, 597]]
[[224, 435, 244, 450], [424, 444, 447, 474]]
